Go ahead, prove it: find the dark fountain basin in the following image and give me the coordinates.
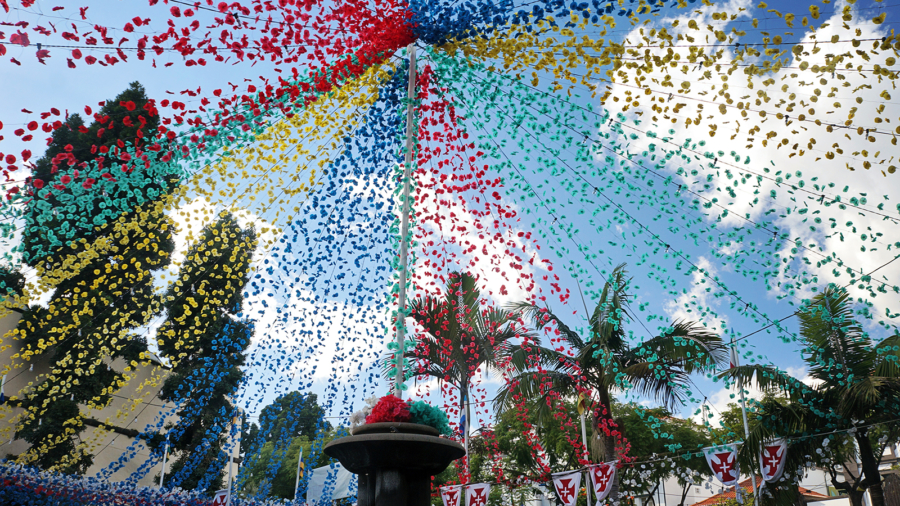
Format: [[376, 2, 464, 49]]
[[324, 422, 465, 506]]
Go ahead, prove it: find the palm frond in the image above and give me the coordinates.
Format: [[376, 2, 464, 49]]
[[493, 368, 577, 422], [617, 361, 691, 410], [799, 287, 873, 387], [589, 263, 632, 353], [873, 333, 900, 379], [507, 301, 584, 350], [719, 364, 814, 400], [629, 320, 728, 373]]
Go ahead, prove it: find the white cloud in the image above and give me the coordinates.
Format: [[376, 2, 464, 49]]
[[601, 0, 900, 335], [410, 163, 548, 307], [665, 256, 729, 332]]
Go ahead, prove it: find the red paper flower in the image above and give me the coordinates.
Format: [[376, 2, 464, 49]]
[[10, 31, 29, 47], [32, 179, 44, 189], [365, 395, 411, 424]]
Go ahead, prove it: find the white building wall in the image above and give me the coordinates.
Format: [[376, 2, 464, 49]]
[[0, 311, 179, 487]]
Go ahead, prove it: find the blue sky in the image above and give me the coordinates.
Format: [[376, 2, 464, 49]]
[[1, 0, 899, 447]]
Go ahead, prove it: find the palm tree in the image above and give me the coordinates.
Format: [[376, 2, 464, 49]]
[[495, 263, 728, 502], [722, 286, 900, 506], [392, 271, 535, 433]]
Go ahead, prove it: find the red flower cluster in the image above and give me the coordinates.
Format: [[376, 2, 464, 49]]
[[365, 395, 411, 424]]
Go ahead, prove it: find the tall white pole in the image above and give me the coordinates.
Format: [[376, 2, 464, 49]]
[[464, 389, 470, 477], [294, 446, 304, 499], [159, 434, 169, 488], [394, 43, 417, 399], [580, 412, 594, 506], [226, 410, 241, 506], [731, 337, 758, 504], [734, 447, 743, 505]]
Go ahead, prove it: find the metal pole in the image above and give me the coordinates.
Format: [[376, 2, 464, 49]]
[[394, 42, 417, 399], [159, 434, 169, 488], [464, 391, 470, 477], [732, 337, 758, 504], [580, 412, 593, 506], [294, 446, 304, 500], [226, 410, 241, 506]]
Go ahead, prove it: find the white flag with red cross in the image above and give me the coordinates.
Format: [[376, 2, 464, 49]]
[[589, 461, 617, 501], [211, 490, 229, 506], [552, 470, 582, 506], [704, 445, 739, 487], [466, 483, 491, 506], [441, 485, 463, 506], [760, 439, 789, 483]]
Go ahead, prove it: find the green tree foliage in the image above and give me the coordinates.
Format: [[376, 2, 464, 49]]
[[394, 271, 535, 433], [490, 398, 585, 480], [239, 432, 340, 500], [155, 213, 257, 493], [0, 264, 25, 300], [238, 392, 333, 499], [256, 391, 332, 444], [614, 401, 712, 506], [23, 81, 176, 265], [11, 82, 175, 474], [723, 286, 900, 506], [497, 264, 728, 504]]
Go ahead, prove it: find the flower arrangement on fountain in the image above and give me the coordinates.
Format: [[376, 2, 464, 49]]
[[350, 394, 453, 436]]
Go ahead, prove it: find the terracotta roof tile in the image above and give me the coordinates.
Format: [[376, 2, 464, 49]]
[[690, 478, 829, 506]]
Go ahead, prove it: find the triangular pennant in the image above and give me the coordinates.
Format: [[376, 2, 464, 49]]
[[466, 483, 491, 506], [441, 484, 463, 506], [551, 470, 582, 506], [760, 439, 788, 483], [704, 444, 739, 487], [589, 461, 617, 501]]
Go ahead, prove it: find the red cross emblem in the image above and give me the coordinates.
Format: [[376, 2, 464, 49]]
[[211, 490, 229, 506], [711, 452, 736, 482], [442, 488, 459, 506], [470, 487, 488, 506], [555, 478, 576, 502], [593, 464, 614, 492], [762, 444, 785, 478]]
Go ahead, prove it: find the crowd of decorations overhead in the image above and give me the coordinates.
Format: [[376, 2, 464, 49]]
[[0, 0, 897, 503]]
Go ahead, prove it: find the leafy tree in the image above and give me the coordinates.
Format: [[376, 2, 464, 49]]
[[614, 401, 712, 506], [256, 391, 332, 444], [723, 286, 900, 506], [236, 391, 333, 499], [497, 264, 728, 504], [394, 271, 535, 433], [491, 397, 585, 480], [11, 82, 175, 473], [0, 264, 25, 301], [239, 431, 340, 500], [23, 81, 175, 264], [154, 213, 257, 493]]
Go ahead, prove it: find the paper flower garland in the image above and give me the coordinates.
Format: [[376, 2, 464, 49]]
[[0, 0, 896, 502]]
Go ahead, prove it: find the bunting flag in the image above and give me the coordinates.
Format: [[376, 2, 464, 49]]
[[552, 470, 582, 506], [466, 483, 491, 506], [705, 445, 740, 487], [760, 439, 789, 483], [729, 345, 740, 369], [460, 391, 467, 437], [441, 484, 463, 506], [577, 393, 589, 417], [589, 461, 617, 501]]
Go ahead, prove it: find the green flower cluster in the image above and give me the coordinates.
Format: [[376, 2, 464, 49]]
[[408, 400, 452, 436]]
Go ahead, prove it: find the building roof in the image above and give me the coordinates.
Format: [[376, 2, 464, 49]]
[[690, 478, 829, 506]]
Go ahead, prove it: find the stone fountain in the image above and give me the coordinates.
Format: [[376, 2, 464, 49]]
[[323, 422, 465, 506]]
